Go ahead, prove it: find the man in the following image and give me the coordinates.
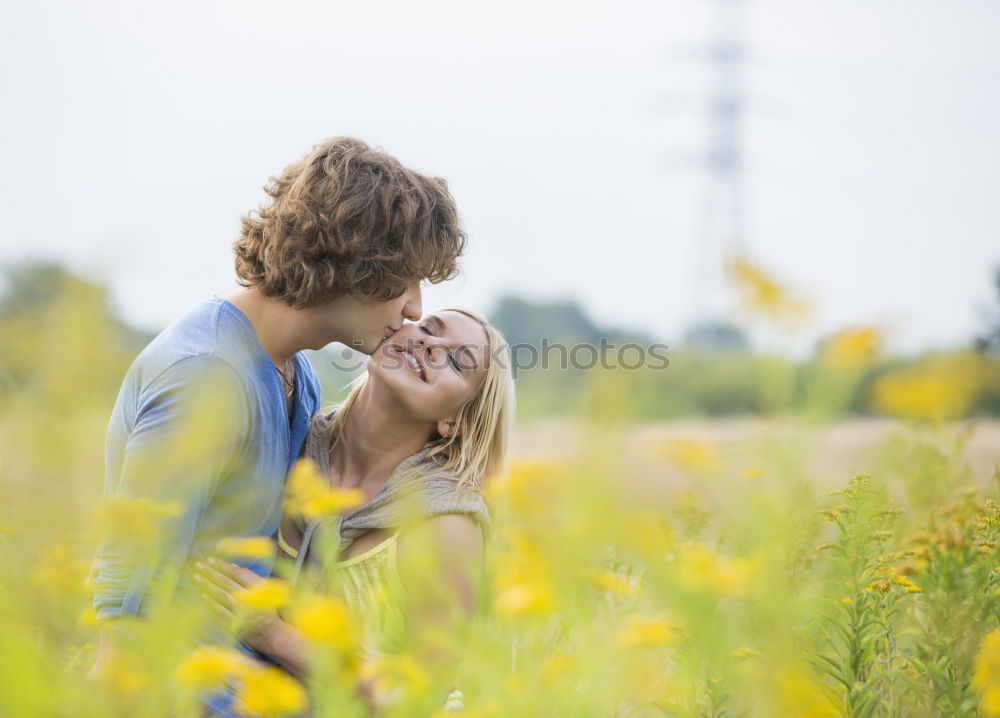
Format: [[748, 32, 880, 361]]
[[91, 137, 466, 648]]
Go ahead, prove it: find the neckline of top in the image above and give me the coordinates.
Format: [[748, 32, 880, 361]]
[[211, 295, 305, 379]]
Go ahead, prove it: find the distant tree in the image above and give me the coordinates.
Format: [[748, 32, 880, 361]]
[[0, 260, 87, 317], [971, 265, 1000, 416], [0, 260, 149, 405], [0, 260, 149, 340], [682, 320, 751, 353], [974, 265, 1000, 357], [489, 295, 651, 349]]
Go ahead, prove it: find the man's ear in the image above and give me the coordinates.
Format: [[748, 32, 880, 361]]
[[436, 419, 460, 439]]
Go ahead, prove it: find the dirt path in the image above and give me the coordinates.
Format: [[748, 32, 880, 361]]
[[510, 417, 1000, 490]]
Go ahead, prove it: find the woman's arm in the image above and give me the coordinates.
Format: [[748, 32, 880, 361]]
[[196, 514, 484, 712], [195, 559, 380, 706], [394, 514, 484, 700], [194, 558, 312, 679]]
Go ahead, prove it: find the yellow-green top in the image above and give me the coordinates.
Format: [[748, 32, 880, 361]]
[[279, 525, 407, 661]]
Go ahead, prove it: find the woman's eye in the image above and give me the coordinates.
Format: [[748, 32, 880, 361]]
[[418, 324, 460, 371]]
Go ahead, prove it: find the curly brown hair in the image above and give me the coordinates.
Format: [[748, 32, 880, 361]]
[[234, 137, 466, 307]]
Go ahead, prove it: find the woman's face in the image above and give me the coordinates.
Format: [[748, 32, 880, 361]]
[[367, 310, 490, 426]]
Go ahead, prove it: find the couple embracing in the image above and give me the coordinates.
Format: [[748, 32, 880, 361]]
[[91, 137, 515, 715]]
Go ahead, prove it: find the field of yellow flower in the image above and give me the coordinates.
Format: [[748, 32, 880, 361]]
[[2, 261, 1000, 716]]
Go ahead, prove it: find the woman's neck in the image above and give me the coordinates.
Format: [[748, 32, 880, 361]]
[[330, 386, 433, 492]]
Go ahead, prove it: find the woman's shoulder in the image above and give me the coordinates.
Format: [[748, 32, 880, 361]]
[[396, 513, 483, 572], [300, 406, 337, 463], [309, 405, 338, 428], [416, 513, 482, 546], [394, 513, 484, 616], [409, 467, 492, 529]]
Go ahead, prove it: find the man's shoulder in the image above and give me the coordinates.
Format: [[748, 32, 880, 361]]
[[130, 298, 261, 389], [147, 297, 256, 360]]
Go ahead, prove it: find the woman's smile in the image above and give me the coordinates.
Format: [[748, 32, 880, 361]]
[[399, 346, 427, 382], [381, 341, 429, 382]]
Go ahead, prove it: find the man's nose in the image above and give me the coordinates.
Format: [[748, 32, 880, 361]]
[[402, 283, 422, 322]]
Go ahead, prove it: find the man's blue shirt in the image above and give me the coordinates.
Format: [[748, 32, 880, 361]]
[[92, 297, 321, 619]]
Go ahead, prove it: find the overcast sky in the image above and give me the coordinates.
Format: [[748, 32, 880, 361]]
[[2, 0, 997, 354]]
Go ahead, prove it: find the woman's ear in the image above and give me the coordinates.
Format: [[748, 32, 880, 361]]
[[436, 419, 460, 439]]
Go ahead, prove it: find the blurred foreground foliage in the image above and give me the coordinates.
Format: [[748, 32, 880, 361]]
[[3, 259, 1000, 716]]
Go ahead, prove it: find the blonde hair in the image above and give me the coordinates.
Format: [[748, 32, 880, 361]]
[[324, 307, 514, 494]]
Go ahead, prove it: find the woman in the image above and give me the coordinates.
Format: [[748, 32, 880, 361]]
[[195, 307, 514, 714]]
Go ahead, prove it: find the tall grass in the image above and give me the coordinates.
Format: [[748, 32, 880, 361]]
[[2, 261, 1000, 716]]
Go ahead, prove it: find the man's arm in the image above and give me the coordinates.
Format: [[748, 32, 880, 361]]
[[92, 355, 249, 622]]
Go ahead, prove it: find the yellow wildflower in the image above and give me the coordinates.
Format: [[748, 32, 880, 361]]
[[617, 614, 675, 649], [495, 581, 554, 619], [78, 606, 104, 628], [974, 629, 1000, 715], [215, 536, 275, 560], [677, 545, 755, 596], [891, 575, 922, 593], [587, 568, 641, 598], [775, 670, 840, 717], [285, 458, 364, 521], [656, 438, 722, 474], [286, 594, 355, 651], [488, 460, 568, 516], [234, 578, 292, 610], [614, 509, 674, 558], [870, 353, 984, 421], [236, 664, 307, 716], [493, 529, 555, 619], [865, 579, 890, 594], [174, 646, 247, 691], [823, 327, 881, 368], [541, 651, 575, 684], [741, 465, 763, 482], [726, 254, 811, 324]]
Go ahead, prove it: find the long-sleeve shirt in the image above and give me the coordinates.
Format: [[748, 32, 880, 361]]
[[92, 296, 321, 620]]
